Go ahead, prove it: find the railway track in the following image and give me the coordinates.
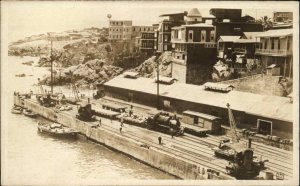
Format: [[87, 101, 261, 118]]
[[30, 98, 292, 180]]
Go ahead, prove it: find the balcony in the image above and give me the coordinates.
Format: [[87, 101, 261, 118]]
[[255, 49, 292, 56]]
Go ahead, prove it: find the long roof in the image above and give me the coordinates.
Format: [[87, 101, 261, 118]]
[[256, 29, 293, 37], [104, 75, 293, 122]]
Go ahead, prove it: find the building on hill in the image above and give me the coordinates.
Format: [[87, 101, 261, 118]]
[[209, 8, 263, 39], [171, 23, 217, 84], [138, 31, 156, 55], [157, 12, 187, 52], [255, 29, 293, 78], [108, 20, 155, 41]]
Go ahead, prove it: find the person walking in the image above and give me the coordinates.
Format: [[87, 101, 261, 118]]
[[98, 118, 101, 127]]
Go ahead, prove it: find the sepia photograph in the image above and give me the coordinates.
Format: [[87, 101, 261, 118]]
[[1, 1, 299, 185]]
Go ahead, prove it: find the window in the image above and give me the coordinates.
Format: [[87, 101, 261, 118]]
[[201, 30, 206, 42], [188, 30, 193, 42], [271, 38, 274, 49], [148, 28, 150, 31], [182, 54, 185, 60], [278, 39, 281, 49], [164, 35, 168, 42], [163, 100, 171, 108], [133, 27, 135, 31], [287, 37, 290, 50], [264, 40, 267, 49], [195, 18, 197, 21], [165, 25, 168, 31], [164, 45, 168, 51], [140, 28, 141, 31], [210, 31, 215, 42]]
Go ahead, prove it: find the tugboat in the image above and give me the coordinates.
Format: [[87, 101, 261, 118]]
[[23, 109, 38, 118], [11, 105, 23, 114], [37, 122, 79, 138]]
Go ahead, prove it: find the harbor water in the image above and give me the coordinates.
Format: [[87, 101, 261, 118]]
[[1, 56, 176, 185]]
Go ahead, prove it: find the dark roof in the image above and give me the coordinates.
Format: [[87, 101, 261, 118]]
[[159, 12, 187, 17]]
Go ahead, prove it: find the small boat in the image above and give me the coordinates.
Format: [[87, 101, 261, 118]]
[[37, 122, 79, 138], [23, 109, 38, 117], [11, 106, 23, 114]]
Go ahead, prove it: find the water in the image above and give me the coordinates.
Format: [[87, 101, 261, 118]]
[[1, 56, 176, 185]]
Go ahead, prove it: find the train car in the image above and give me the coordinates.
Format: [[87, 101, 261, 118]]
[[101, 102, 126, 113], [181, 110, 221, 136], [93, 108, 121, 120]]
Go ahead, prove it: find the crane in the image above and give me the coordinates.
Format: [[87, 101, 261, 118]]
[[226, 103, 239, 143], [71, 83, 80, 102]]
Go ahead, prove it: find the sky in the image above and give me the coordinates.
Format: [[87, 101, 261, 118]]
[[1, 1, 298, 42]]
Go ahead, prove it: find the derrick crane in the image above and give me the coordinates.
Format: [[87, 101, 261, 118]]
[[226, 103, 239, 143], [71, 83, 80, 102]]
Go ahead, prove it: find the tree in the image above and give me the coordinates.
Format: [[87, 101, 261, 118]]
[[257, 16, 273, 31]]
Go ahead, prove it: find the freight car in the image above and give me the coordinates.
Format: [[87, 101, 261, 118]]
[[181, 110, 221, 137]]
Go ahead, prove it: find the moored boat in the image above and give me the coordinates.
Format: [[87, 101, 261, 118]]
[[23, 109, 38, 117], [11, 105, 23, 114], [37, 122, 79, 138]]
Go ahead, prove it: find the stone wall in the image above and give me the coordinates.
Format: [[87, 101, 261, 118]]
[[15, 96, 232, 180]]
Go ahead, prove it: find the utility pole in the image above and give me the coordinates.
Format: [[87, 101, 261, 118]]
[[155, 52, 161, 110], [50, 40, 53, 94]]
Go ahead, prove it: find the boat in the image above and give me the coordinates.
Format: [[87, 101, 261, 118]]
[[23, 109, 38, 117], [37, 122, 79, 138], [11, 105, 23, 114]]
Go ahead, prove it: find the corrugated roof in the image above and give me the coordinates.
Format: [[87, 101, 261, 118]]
[[218, 36, 240, 42], [256, 29, 293, 37], [104, 75, 293, 122]]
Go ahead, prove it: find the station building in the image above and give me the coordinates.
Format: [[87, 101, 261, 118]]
[[99, 73, 293, 139]]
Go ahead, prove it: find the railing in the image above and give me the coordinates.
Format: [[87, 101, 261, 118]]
[[234, 48, 247, 53], [255, 49, 292, 56]]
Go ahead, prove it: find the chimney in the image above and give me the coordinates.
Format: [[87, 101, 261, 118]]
[[248, 138, 252, 148]]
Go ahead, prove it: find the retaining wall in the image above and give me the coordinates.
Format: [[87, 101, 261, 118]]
[[15, 96, 233, 180]]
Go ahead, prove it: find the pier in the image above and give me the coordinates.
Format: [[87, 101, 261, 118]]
[[14, 95, 293, 180]]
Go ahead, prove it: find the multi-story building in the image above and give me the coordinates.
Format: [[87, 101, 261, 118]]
[[157, 12, 187, 52], [108, 20, 155, 41], [255, 29, 293, 77], [108, 20, 132, 40], [171, 23, 217, 84], [209, 8, 263, 39], [139, 32, 156, 55], [273, 12, 293, 23]]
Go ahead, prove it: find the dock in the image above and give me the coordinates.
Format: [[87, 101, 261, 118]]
[[14, 95, 293, 180]]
